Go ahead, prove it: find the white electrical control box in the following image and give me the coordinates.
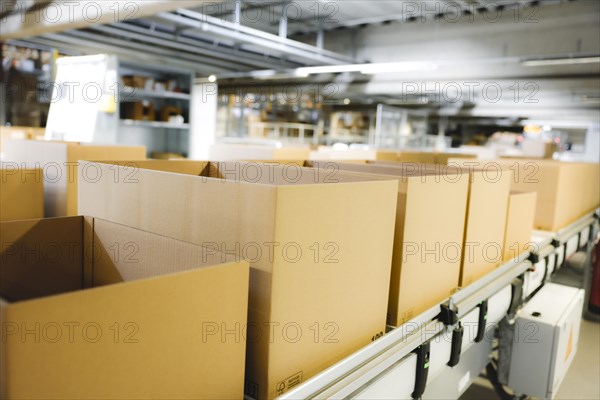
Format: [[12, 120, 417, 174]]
[[508, 283, 584, 399]]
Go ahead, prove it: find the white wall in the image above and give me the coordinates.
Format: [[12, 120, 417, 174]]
[[189, 82, 218, 159]]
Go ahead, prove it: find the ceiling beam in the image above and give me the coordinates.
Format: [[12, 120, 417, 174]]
[[0, 1, 217, 40]]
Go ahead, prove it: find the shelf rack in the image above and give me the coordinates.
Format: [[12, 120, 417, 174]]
[[276, 210, 599, 400], [120, 87, 191, 101], [120, 119, 190, 130]]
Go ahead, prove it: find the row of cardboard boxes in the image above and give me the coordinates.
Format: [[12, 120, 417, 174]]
[[3, 139, 599, 232], [1, 140, 599, 399]]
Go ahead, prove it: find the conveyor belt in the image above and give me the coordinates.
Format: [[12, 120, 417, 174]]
[[276, 210, 599, 400]]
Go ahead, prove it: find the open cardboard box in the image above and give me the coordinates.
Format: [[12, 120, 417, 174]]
[[1, 216, 249, 399], [1, 165, 44, 222], [2, 140, 146, 217], [305, 162, 469, 325], [78, 160, 398, 399], [448, 158, 600, 232], [314, 161, 511, 287]]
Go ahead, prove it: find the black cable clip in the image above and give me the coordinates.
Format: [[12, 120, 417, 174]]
[[411, 341, 431, 399], [438, 303, 458, 326], [528, 252, 539, 265], [447, 322, 464, 367], [474, 300, 488, 343]]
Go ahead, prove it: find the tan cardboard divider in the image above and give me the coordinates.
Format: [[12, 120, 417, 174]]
[[503, 192, 537, 262], [1, 216, 249, 399], [0, 166, 44, 222], [448, 158, 600, 231], [78, 160, 398, 399], [3, 140, 146, 217], [308, 162, 469, 325]]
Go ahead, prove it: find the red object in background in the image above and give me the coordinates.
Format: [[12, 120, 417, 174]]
[[589, 242, 600, 315]]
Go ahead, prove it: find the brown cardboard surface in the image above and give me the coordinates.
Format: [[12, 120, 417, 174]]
[[78, 160, 398, 399], [367, 151, 476, 165], [309, 162, 469, 325], [503, 192, 537, 262], [0, 167, 44, 222], [448, 158, 600, 231], [460, 170, 511, 286], [349, 162, 512, 287], [3, 140, 146, 217], [397, 151, 437, 164], [1, 216, 249, 399]]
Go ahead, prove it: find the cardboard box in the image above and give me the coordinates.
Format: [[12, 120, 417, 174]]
[[310, 162, 469, 325], [503, 191, 537, 262], [459, 169, 511, 286], [160, 105, 183, 122], [78, 160, 398, 399], [3, 140, 146, 217], [0, 166, 44, 221], [396, 151, 437, 164], [330, 161, 511, 286], [448, 158, 600, 231], [375, 151, 477, 165], [308, 147, 395, 161], [0, 126, 45, 156], [121, 75, 148, 89], [209, 143, 311, 161], [0, 216, 249, 399], [122, 100, 155, 121]]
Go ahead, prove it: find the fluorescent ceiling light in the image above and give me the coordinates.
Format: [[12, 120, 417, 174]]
[[522, 57, 600, 67], [359, 61, 437, 74], [295, 61, 437, 76]]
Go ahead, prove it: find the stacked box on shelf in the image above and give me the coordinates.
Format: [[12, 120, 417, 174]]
[[307, 162, 470, 326], [325, 161, 512, 287], [0, 216, 249, 399], [78, 160, 398, 399], [0, 165, 43, 221], [448, 158, 600, 231], [3, 140, 146, 217]]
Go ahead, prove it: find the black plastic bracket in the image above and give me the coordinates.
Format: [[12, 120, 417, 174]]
[[551, 239, 560, 248], [438, 304, 458, 326], [474, 300, 488, 343], [575, 231, 582, 251], [507, 278, 523, 316], [542, 255, 550, 282], [447, 323, 464, 367], [528, 252, 540, 264], [411, 342, 431, 399]]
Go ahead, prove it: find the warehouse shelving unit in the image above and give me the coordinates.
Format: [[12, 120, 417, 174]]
[[276, 211, 599, 400], [115, 60, 193, 156], [45, 54, 193, 156]]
